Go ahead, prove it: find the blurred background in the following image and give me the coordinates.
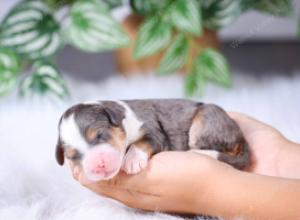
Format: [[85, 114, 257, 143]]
[[1, 0, 300, 80], [0, 1, 300, 220]]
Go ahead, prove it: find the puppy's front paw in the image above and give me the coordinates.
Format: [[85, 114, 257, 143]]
[[121, 146, 149, 175]]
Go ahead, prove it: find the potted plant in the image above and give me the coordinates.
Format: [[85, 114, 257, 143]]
[[0, 0, 296, 98]]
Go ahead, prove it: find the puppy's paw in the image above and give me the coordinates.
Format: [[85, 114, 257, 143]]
[[121, 146, 149, 175]]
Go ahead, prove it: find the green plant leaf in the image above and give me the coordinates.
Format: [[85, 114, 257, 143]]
[[0, 49, 21, 96], [202, 0, 242, 30], [195, 48, 231, 87], [102, 0, 123, 9], [158, 33, 189, 74], [43, 0, 77, 9], [169, 0, 202, 36], [252, 0, 292, 16], [0, 1, 62, 59], [66, 0, 129, 52], [184, 70, 206, 97], [240, 0, 257, 11], [129, 0, 170, 15], [20, 60, 69, 98], [134, 16, 171, 59]]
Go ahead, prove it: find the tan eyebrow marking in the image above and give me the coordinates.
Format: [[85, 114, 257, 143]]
[[85, 127, 99, 142], [65, 148, 79, 159], [107, 127, 126, 152]]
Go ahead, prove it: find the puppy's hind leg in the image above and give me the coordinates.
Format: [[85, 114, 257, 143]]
[[188, 104, 251, 170]]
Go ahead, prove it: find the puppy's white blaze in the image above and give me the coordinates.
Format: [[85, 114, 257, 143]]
[[115, 100, 143, 144], [190, 149, 220, 159], [59, 114, 89, 154]]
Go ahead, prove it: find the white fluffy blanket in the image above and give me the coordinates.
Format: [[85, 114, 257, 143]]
[[1, 72, 300, 220]]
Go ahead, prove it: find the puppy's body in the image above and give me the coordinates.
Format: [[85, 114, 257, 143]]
[[124, 99, 197, 151], [56, 99, 250, 181]]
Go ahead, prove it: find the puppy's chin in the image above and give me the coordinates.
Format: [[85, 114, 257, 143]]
[[84, 164, 122, 182]]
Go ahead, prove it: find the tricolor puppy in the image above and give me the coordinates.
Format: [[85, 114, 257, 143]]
[[56, 99, 250, 181]]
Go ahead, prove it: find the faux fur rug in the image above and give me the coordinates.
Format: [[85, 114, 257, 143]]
[[0, 71, 300, 220]]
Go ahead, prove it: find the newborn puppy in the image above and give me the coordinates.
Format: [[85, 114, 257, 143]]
[[56, 99, 250, 181]]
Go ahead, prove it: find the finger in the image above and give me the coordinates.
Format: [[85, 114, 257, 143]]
[[227, 112, 276, 135], [85, 181, 160, 211], [79, 169, 151, 190], [80, 174, 153, 206], [228, 112, 271, 129]]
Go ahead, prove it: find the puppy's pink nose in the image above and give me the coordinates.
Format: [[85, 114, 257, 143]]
[[84, 150, 119, 175], [91, 159, 106, 174], [86, 153, 111, 173]]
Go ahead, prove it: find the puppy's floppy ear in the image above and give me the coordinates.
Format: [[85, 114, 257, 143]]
[[103, 107, 122, 126], [55, 139, 65, 165]]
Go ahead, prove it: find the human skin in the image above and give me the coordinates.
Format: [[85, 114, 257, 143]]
[[68, 112, 300, 220]]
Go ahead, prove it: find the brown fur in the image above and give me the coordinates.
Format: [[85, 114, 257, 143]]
[[188, 110, 203, 149], [65, 148, 78, 159], [85, 127, 99, 143]]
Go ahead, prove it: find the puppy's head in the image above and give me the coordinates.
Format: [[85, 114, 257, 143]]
[[56, 102, 127, 181]]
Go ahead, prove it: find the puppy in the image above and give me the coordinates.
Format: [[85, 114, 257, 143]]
[[56, 99, 250, 181]]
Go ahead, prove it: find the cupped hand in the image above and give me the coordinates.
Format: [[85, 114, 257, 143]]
[[69, 151, 233, 214], [228, 112, 288, 176]]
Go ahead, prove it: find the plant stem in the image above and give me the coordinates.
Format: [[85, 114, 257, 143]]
[[185, 35, 195, 73]]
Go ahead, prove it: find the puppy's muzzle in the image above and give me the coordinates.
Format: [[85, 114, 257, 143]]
[[82, 143, 124, 181]]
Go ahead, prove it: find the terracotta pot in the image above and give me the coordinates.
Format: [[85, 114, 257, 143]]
[[115, 14, 220, 76]]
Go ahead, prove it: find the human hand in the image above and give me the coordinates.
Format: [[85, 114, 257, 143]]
[[228, 112, 297, 177], [68, 151, 234, 215]]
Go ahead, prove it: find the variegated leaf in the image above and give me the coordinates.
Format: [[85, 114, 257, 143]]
[[66, 0, 129, 52], [202, 0, 242, 30], [0, 1, 61, 59], [20, 61, 68, 98], [134, 16, 171, 58], [129, 0, 170, 15], [158, 34, 189, 74], [252, 0, 292, 16], [103, 0, 123, 9], [185, 70, 206, 96], [43, 0, 77, 9], [0, 49, 21, 96], [170, 0, 202, 36], [195, 48, 231, 87]]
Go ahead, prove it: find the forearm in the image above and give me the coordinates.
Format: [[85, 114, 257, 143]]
[[196, 166, 300, 220]]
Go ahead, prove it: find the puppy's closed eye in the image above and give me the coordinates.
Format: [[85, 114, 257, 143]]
[[86, 127, 110, 145], [96, 131, 104, 141]]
